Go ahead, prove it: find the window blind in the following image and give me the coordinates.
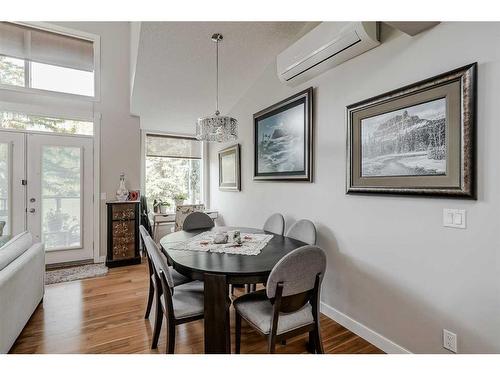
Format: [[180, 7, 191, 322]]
[[0, 22, 94, 72], [146, 135, 202, 159]]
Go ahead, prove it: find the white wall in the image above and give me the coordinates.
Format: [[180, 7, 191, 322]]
[[209, 22, 500, 353]]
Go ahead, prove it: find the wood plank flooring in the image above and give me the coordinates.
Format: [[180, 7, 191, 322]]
[[10, 261, 384, 354]]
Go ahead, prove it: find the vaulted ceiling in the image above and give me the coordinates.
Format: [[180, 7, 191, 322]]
[[130, 22, 318, 133]]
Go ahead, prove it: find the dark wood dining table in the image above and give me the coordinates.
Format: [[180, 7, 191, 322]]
[[159, 226, 308, 354]]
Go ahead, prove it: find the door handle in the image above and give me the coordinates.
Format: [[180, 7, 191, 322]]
[[29, 208, 36, 213]]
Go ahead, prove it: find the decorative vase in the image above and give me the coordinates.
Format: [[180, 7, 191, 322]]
[[116, 173, 129, 202], [160, 205, 169, 214], [175, 199, 184, 207], [0, 221, 5, 236]]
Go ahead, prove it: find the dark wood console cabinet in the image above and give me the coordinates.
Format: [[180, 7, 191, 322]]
[[106, 201, 141, 268]]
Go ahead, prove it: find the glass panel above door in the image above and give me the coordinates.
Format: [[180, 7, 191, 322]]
[[0, 111, 93, 136], [41, 145, 82, 250]]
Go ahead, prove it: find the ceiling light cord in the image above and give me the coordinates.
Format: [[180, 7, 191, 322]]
[[215, 38, 219, 116]]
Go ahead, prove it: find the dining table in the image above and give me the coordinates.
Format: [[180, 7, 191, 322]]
[[159, 226, 308, 354]]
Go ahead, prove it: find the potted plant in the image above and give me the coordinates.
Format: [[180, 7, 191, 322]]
[[173, 193, 187, 207], [159, 200, 171, 214]]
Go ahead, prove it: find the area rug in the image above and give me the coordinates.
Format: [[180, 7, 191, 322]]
[[45, 263, 108, 285]]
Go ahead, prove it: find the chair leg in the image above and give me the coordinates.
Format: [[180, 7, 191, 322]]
[[306, 331, 315, 353], [166, 321, 176, 354], [313, 324, 324, 354], [144, 280, 154, 319], [151, 295, 163, 349], [267, 333, 277, 354], [235, 311, 242, 354]]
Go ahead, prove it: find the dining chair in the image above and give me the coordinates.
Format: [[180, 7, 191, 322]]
[[233, 245, 326, 354], [183, 211, 214, 231], [263, 213, 285, 236], [139, 225, 190, 320], [144, 236, 204, 353], [174, 204, 205, 232], [286, 219, 317, 245], [140, 195, 153, 237]]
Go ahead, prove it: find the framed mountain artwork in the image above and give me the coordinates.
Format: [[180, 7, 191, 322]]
[[346, 63, 476, 198], [253, 87, 313, 181]]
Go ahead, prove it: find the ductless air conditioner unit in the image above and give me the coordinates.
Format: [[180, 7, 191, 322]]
[[277, 22, 380, 85]]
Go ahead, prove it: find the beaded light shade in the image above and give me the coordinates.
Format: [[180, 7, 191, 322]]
[[196, 33, 238, 142], [196, 113, 237, 142]]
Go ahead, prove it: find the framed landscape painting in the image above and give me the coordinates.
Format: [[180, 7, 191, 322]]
[[347, 63, 476, 198], [218, 144, 240, 191], [253, 87, 313, 181]]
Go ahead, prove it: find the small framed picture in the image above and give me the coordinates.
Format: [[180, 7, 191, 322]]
[[128, 190, 140, 201], [218, 144, 241, 191], [253, 87, 313, 182], [346, 63, 476, 198]]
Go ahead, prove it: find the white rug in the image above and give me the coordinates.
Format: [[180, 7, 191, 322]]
[[45, 263, 108, 285]]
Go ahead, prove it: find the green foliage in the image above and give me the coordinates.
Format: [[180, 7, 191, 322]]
[[0, 56, 24, 87], [145, 157, 201, 209]]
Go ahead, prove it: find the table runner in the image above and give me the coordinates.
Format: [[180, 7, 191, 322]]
[[169, 231, 273, 256]]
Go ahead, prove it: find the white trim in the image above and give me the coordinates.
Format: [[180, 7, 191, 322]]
[[3, 22, 101, 102], [96, 255, 106, 263], [93, 112, 101, 263], [320, 301, 412, 354]]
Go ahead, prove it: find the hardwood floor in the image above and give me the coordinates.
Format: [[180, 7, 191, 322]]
[[10, 261, 384, 354]]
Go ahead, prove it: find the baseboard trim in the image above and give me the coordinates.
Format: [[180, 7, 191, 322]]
[[320, 301, 411, 354], [96, 255, 106, 263]]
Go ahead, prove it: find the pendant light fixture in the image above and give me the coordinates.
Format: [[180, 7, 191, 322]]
[[196, 33, 238, 142]]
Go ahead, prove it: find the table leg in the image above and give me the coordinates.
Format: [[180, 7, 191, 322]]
[[204, 273, 231, 354]]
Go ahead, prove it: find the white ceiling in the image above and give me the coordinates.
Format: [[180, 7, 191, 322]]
[[130, 22, 317, 133]]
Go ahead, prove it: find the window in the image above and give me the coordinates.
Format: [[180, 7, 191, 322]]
[[0, 22, 96, 97], [0, 110, 93, 136], [145, 134, 203, 209]]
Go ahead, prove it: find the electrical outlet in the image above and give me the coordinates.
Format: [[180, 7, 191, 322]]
[[443, 329, 457, 353]]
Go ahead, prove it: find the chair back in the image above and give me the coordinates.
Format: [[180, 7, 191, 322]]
[[144, 236, 174, 292], [266, 245, 326, 312], [183, 211, 214, 231], [139, 224, 150, 248], [174, 204, 205, 231], [140, 196, 153, 236], [286, 219, 317, 245], [263, 213, 285, 236]]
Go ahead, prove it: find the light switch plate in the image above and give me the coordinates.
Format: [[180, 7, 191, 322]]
[[443, 209, 466, 229]]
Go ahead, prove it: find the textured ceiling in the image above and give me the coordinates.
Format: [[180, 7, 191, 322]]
[[131, 22, 317, 133]]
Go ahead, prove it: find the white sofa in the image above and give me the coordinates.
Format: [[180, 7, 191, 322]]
[[0, 232, 45, 353]]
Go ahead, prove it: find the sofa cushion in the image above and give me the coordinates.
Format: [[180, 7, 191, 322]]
[[0, 232, 33, 271]]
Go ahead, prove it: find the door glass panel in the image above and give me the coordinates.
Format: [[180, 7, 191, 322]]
[[0, 142, 10, 236], [41, 146, 82, 250]]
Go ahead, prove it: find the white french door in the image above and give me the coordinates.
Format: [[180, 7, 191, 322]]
[[0, 130, 94, 264], [27, 133, 94, 264], [0, 131, 26, 237]]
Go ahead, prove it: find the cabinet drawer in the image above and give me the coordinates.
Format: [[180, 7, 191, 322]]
[[112, 204, 136, 221]]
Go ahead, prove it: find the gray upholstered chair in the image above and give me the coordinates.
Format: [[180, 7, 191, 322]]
[[182, 211, 214, 231], [286, 219, 317, 245], [233, 245, 326, 354], [139, 225, 190, 320], [144, 236, 204, 353], [263, 213, 285, 236], [174, 204, 205, 231]]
